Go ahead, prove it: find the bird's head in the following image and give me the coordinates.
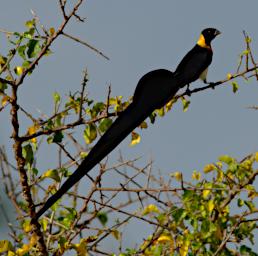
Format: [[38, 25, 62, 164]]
[[197, 28, 221, 48]]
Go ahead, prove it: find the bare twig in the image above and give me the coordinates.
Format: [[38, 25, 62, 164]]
[[62, 32, 110, 60]]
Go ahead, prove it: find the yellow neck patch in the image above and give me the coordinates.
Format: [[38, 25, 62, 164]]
[[197, 34, 211, 49]]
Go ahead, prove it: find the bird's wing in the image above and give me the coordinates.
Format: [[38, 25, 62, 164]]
[[175, 45, 213, 86]]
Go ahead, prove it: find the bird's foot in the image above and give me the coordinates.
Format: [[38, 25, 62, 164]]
[[204, 79, 216, 89], [207, 82, 216, 90], [209, 82, 216, 89]]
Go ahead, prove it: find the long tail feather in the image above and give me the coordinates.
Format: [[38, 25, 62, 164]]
[[36, 102, 150, 218]]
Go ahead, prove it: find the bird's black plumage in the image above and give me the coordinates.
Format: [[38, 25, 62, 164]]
[[35, 28, 220, 219], [175, 28, 220, 85]]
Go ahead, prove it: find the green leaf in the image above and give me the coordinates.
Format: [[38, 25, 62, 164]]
[[52, 131, 64, 143], [23, 28, 35, 39], [54, 114, 62, 127], [22, 60, 32, 68], [240, 245, 258, 256], [32, 168, 38, 175], [25, 20, 35, 29], [218, 155, 235, 165], [0, 82, 7, 92], [231, 81, 239, 93], [237, 198, 244, 207], [172, 208, 186, 223], [53, 92, 61, 105], [97, 212, 108, 226], [182, 189, 194, 201], [149, 111, 157, 124], [181, 96, 190, 112], [22, 144, 34, 167], [41, 169, 60, 182], [90, 102, 105, 118], [83, 124, 97, 144], [58, 237, 67, 248], [28, 39, 40, 57], [244, 200, 255, 212], [201, 219, 216, 239], [99, 118, 112, 133], [17, 45, 27, 60], [27, 39, 41, 58], [22, 60, 33, 75]]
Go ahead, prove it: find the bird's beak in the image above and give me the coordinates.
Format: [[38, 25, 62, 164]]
[[215, 29, 221, 36]]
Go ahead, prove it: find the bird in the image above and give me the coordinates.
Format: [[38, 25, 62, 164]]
[[35, 28, 220, 219], [175, 28, 221, 91]]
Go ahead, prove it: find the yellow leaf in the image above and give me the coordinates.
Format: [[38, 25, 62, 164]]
[[74, 239, 88, 256], [111, 229, 120, 240], [27, 124, 39, 143], [157, 235, 172, 243], [28, 124, 39, 135], [179, 239, 190, 256], [192, 170, 201, 180], [49, 27, 55, 36], [171, 171, 182, 181], [29, 234, 38, 247], [14, 66, 23, 76], [216, 161, 223, 169], [227, 73, 232, 79], [130, 131, 141, 146], [41, 169, 60, 182], [108, 97, 117, 105], [207, 199, 215, 213], [16, 244, 30, 256], [16, 235, 37, 256], [183, 229, 189, 235], [202, 183, 212, 199], [241, 159, 252, 170], [255, 152, 258, 162], [165, 98, 176, 112], [216, 169, 224, 182], [156, 235, 174, 252], [202, 190, 210, 199], [80, 151, 89, 159], [203, 163, 215, 173], [8, 251, 15, 256], [0, 240, 13, 253], [181, 96, 190, 112], [22, 220, 32, 233], [41, 218, 48, 232], [156, 107, 165, 117], [25, 20, 35, 29], [142, 204, 160, 215], [1, 95, 9, 106], [139, 121, 148, 129]]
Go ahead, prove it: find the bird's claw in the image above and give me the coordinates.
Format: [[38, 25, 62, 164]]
[[204, 80, 216, 89], [209, 82, 216, 89]]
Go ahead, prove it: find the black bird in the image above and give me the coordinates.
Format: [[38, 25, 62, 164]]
[[175, 28, 221, 89], [36, 28, 220, 219]]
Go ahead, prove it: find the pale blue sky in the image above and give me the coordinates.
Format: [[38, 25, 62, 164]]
[[0, 0, 258, 252]]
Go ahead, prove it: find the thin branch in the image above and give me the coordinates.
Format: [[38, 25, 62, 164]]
[[62, 32, 110, 60]]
